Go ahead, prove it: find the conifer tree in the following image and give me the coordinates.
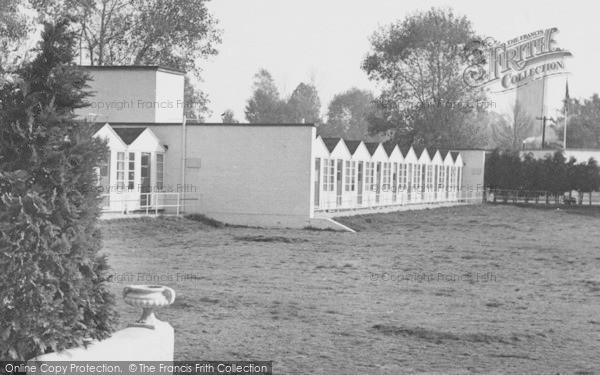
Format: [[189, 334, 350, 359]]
[[0, 18, 117, 360]]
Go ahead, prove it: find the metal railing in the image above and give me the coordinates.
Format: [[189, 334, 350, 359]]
[[100, 192, 182, 215], [315, 190, 482, 212], [486, 189, 600, 205]]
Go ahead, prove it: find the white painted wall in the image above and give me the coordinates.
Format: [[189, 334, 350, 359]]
[[145, 124, 315, 228], [75, 67, 184, 124]]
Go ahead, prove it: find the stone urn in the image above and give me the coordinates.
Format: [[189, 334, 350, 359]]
[[123, 285, 176, 329]]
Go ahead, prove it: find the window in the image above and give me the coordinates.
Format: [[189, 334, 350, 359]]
[[128, 152, 135, 190], [414, 164, 421, 190], [400, 164, 407, 189], [382, 162, 391, 187], [156, 153, 164, 190], [336, 159, 343, 205], [408, 163, 413, 190], [365, 162, 373, 188], [116, 152, 125, 188], [323, 159, 335, 192], [344, 161, 356, 192], [426, 165, 433, 191], [375, 162, 381, 202], [99, 155, 110, 180], [438, 165, 445, 191]]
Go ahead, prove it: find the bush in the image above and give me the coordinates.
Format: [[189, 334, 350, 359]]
[[0, 19, 117, 360], [485, 149, 600, 196]]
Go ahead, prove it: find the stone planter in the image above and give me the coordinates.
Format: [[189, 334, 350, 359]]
[[123, 285, 176, 329]]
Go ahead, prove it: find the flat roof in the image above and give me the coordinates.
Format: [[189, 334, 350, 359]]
[[522, 148, 600, 152], [108, 122, 315, 127], [79, 65, 186, 76]]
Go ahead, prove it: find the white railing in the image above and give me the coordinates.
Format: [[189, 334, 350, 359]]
[[100, 192, 182, 215], [315, 189, 481, 212]]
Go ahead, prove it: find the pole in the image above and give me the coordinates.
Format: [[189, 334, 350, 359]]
[[181, 116, 187, 214], [564, 78, 569, 149], [564, 107, 568, 149], [541, 116, 546, 149]]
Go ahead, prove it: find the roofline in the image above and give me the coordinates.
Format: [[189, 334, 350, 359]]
[[107, 122, 315, 127], [93, 123, 128, 149], [521, 148, 600, 152], [448, 148, 487, 151], [79, 65, 186, 76]]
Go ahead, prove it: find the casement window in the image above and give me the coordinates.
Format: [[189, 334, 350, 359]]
[[382, 162, 391, 187], [415, 164, 420, 188], [344, 160, 356, 192], [399, 164, 407, 189], [99, 155, 110, 182], [128, 152, 135, 189], [365, 162, 373, 186], [323, 159, 335, 192], [156, 153, 164, 190], [116, 152, 125, 188], [438, 165, 445, 191], [426, 165, 433, 191]]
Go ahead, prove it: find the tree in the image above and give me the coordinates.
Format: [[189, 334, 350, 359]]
[[221, 109, 239, 123], [318, 87, 384, 141], [583, 158, 600, 204], [0, 0, 36, 75], [28, 0, 221, 120], [490, 103, 535, 150], [552, 94, 600, 148], [362, 7, 489, 149], [287, 82, 321, 124], [0, 19, 117, 360], [183, 75, 207, 122], [244, 69, 286, 123]]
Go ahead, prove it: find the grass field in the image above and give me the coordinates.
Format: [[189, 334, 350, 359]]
[[100, 204, 600, 374]]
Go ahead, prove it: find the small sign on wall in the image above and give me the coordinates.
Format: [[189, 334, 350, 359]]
[[186, 158, 201, 169]]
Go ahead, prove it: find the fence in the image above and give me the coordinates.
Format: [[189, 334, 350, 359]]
[[315, 190, 483, 213], [100, 192, 182, 215], [486, 189, 600, 206]]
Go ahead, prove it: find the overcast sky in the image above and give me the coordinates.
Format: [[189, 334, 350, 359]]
[[200, 0, 599, 122]]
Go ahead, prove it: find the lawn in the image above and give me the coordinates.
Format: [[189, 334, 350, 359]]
[[100, 204, 600, 374]]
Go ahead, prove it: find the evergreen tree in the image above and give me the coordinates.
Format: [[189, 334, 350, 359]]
[[0, 19, 117, 360], [245, 69, 286, 123], [287, 82, 321, 124]]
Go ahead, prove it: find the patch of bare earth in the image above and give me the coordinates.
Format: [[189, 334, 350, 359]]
[[100, 204, 600, 374]]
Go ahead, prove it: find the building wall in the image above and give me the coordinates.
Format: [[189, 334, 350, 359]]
[[75, 68, 184, 123], [453, 150, 485, 194], [155, 70, 185, 123], [141, 124, 315, 228]]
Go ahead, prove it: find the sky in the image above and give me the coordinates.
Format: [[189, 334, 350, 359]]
[[200, 0, 600, 123]]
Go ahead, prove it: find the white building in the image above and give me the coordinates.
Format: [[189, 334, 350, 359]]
[[82, 66, 485, 229]]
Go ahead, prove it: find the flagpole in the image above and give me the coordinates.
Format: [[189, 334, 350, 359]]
[[564, 78, 569, 149]]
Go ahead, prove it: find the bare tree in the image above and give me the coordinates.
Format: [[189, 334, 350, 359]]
[[491, 103, 534, 150]]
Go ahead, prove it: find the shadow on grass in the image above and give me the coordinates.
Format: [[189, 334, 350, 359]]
[[234, 235, 308, 243], [185, 214, 226, 228], [371, 324, 515, 345]]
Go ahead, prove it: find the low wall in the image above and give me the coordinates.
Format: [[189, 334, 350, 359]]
[[28, 323, 173, 363], [28, 285, 175, 371]]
